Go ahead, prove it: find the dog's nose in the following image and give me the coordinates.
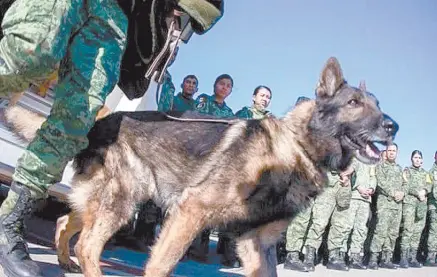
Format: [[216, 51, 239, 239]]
[[382, 114, 399, 137]]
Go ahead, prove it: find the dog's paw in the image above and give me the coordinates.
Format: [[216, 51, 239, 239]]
[[58, 259, 82, 273]]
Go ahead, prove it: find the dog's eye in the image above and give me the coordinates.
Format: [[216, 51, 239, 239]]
[[348, 99, 359, 106]]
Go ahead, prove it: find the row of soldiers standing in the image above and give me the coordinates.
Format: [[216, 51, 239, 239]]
[[281, 143, 437, 272]]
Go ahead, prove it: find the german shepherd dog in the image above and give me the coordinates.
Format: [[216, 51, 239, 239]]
[[4, 57, 398, 277]]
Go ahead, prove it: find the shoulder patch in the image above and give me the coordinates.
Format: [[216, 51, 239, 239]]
[[369, 165, 376, 176], [196, 96, 207, 109], [426, 173, 432, 184], [402, 169, 409, 182]]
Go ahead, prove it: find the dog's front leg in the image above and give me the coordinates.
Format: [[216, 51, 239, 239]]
[[236, 220, 289, 277], [144, 199, 209, 277], [55, 211, 83, 273]]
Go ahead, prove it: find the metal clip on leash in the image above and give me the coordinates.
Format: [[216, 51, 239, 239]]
[[145, 20, 182, 84]]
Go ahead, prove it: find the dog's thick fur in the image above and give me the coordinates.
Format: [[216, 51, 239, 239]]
[[4, 57, 398, 277]]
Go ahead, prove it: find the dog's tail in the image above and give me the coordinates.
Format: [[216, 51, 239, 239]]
[[4, 104, 46, 143]]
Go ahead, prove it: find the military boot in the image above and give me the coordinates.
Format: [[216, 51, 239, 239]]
[[367, 252, 380, 270], [349, 252, 367, 270], [0, 182, 43, 277], [424, 252, 437, 267], [283, 251, 309, 272], [302, 245, 316, 272], [379, 251, 397, 269], [326, 248, 349, 271], [399, 249, 409, 268], [408, 249, 422, 268]]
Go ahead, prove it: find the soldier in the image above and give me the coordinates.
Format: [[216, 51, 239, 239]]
[[235, 85, 273, 119], [218, 85, 276, 267], [186, 74, 236, 264], [425, 151, 437, 266], [195, 74, 234, 118], [283, 96, 314, 272], [399, 150, 433, 268], [283, 200, 315, 272], [0, 1, 224, 276], [158, 74, 199, 112], [335, 156, 377, 270], [368, 143, 405, 270], [302, 171, 352, 271]]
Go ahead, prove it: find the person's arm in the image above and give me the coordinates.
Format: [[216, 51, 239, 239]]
[[157, 72, 175, 112], [376, 164, 396, 199]]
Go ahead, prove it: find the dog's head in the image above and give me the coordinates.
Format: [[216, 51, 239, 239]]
[[308, 57, 398, 170]]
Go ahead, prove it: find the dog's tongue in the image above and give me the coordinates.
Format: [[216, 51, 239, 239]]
[[365, 143, 380, 159]]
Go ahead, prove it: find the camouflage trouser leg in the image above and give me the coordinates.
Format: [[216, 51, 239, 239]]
[[0, 0, 83, 97], [369, 208, 402, 253], [304, 187, 337, 250], [285, 199, 314, 252], [428, 209, 437, 252], [348, 200, 371, 254], [400, 204, 427, 251], [0, 0, 128, 198], [327, 201, 354, 252]]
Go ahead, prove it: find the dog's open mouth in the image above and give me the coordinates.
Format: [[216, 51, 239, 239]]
[[344, 135, 386, 164]]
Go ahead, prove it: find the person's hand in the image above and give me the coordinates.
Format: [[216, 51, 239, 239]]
[[340, 167, 354, 178], [418, 189, 427, 202], [340, 175, 350, 187], [394, 191, 405, 202], [357, 186, 369, 198]]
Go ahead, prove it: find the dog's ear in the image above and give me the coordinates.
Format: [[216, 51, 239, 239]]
[[359, 80, 366, 92], [315, 57, 344, 99]]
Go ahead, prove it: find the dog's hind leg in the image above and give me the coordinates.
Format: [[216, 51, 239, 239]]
[[75, 201, 132, 277], [55, 211, 83, 273], [144, 198, 208, 277], [236, 220, 289, 277]]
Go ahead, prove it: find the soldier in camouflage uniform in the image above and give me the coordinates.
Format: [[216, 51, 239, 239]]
[[282, 96, 315, 272], [195, 74, 234, 118], [0, 1, 224, 276], [283, 199, 315, 272], [235, 85, 273, 119], [425, 151, 437, 266], [158, 73, 199, 112], [368, 143, 405, 270], [302, 171, 352, 271], [186, 74, 236, 264], [331, 156, 377, 270], [399, 150, 432, 268]]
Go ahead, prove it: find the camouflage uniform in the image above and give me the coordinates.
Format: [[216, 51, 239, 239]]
[[332, 158, 376, 269], [0, 0, 128, 198], [303, 171, 351, 270], [283, 199, 314, 271], [426, 163, 437, 266], [158, 73, 196, 112], [195, 93, 234, 118], [399, 166, 432, 267], [368, 160, 405, 269], [235, 105, 272, 119]]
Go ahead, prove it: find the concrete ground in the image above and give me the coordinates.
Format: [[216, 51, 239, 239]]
[[0, 215, 436, 277]]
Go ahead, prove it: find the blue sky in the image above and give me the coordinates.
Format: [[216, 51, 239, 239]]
[[169, 0, 437, 169]]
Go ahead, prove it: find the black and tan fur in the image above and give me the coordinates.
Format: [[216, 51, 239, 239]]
[[4, 57, 398, 277]]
